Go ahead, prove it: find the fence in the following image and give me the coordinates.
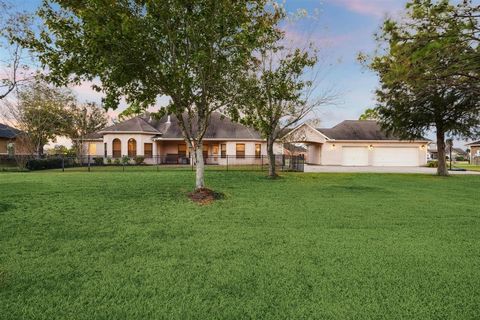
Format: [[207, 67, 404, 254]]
[[1, 154, 305, 172]]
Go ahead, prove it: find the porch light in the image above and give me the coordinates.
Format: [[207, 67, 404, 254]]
[[331, 144, 336, 149], [369, 145, 374, 150], [420, 145, 425, 149]]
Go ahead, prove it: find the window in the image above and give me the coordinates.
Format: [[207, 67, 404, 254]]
[[236, 143, 245, 159], [144, 143, 153, 158], [128, 138, 137, 157], [88, 143, 96, 155], [112, 139, 121, 158], [255, 144, 261, 158], [203, 144, 208, 160], [104, 143, 107, 157], [178, 144, 187, 157], [221, 144, 226, 158]]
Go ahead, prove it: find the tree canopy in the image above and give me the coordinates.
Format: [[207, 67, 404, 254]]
[[20, 0, 282, 189], [362, 0, 480, 176]]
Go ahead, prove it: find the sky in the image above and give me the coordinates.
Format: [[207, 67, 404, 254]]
[[1, 0, 473, 147]]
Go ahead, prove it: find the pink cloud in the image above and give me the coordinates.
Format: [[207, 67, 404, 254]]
[[327, 0, 403, 17]]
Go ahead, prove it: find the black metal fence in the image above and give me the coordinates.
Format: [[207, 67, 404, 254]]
[[1, 154, 305, 172]]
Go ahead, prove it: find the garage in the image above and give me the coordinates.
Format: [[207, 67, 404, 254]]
[[342, 147, 369, 166], [372, 147, 419, 167]]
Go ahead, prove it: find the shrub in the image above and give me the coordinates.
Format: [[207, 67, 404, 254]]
[[93, 157, 104, 165], [426, 161, 438, 168], [122, 156, 130, 165], [26, 158, 64, 170], [106, 157, 112, 164], [455, 156, 466, 161], [134, 156, 145, 165], [113, 158, 121, 165]]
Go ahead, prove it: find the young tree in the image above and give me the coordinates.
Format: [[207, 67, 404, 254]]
[[19, 0, 280, 190], [3, 79, 74, 156], [66, 103, 107, 160], [234, 42, 328, 177], [362, 0, 480, 176]]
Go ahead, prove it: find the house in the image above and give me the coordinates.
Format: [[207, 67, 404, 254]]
[[283, 120, 429, 167], [83, 112, 273, 164], [466, 140, 480, 164], [428, 143, 468, 161], [0, 123, 23, 155]]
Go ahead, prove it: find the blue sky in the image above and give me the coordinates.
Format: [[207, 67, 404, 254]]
[[3, 0, 411, 128]]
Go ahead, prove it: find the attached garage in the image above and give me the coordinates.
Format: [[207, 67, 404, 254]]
[[372, 147, 420, 167], [342, 147, 369, 166]]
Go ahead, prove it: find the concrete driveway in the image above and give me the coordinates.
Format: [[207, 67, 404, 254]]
[[304, 165, 480, 175]]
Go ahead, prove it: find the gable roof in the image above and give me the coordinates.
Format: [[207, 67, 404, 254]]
[[100, 117, 158, 133], [317, 120, 427, 141], [0, 123, 22, 139], [96, 112, 262, 140]]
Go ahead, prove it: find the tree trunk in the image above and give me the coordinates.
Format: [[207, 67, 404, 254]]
[[436, 129, 448, 176], [194, 143, 205, 190], [267, 136, 277, 178]]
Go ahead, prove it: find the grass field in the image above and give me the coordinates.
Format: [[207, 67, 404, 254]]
[[454, 163, 480, 172], [1, 170, 480, 319]]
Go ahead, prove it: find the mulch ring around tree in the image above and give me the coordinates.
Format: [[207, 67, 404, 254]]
[[188, 188, 225, 205]]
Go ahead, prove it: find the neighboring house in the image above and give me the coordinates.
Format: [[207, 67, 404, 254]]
[[0, 123, 23, 155], [284, 120, 429, 167], [84, 112, 274, 164], [466, 140, 480, 164], [428, 143, 468, 160]]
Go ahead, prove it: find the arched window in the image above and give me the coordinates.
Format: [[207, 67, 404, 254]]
[[113, 139, 121, 158], [128, 138, 137, 157]]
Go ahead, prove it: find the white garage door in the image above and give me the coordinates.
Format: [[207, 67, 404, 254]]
[[342, 147, 369, 166], [373, 147, 419, 167]]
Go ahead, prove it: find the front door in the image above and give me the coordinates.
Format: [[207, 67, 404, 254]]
[[212, 144, 219, 163]]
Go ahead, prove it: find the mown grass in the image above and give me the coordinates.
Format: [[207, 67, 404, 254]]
[[454, 163, 480, 172], [1, 170, 479, 319]]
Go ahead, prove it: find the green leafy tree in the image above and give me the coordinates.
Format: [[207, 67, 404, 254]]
[[19, 0, 280, 190], [4, 79, 74, 156], [66, 103, 108, 160], [359, 108, 380, 120], [234, 39, 329, 177], [361, 0, 480, 176]]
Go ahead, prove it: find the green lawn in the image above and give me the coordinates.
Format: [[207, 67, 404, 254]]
[[1, 170, 479, 319], [454, 163, 480, 172]]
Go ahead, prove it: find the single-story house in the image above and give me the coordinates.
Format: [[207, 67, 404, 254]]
[[84, 112, 276, 165], [466, 140, 480, 164], [283, 120, 429, 167], [0, 123, 23, 155], [85, 114, 429, 167], [428, 143, 468, 160]]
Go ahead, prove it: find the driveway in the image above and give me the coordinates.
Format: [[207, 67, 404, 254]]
[[304, 165, 480, 175]]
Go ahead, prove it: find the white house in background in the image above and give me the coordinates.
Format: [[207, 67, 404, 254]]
[[283, 120, 429, 167], [83, 112, 277, 165], [84, 113, 429, 167]]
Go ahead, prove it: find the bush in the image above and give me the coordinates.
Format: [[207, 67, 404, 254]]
[[134, 156, 145, 165], [26, 158, 64, 170], [455, 156, 466, 161], [93, 157, 104, 165], [106, 157, 112, 164], [113, 158, 121, 165], [122, 156, 130, 165], [427, 161, 438, 168]]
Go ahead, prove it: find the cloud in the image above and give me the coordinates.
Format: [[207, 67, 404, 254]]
[[326, 0, 403, 17]]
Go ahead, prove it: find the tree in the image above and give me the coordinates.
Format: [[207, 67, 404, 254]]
[[234, 41, 329, 177], [19, 0, 280, 190], [359, 108, 380, 120], [2, 79, 74, 156], [361, 0, 480, 176], [0, 1, 34, 100], [66, 103, 107, 160]]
